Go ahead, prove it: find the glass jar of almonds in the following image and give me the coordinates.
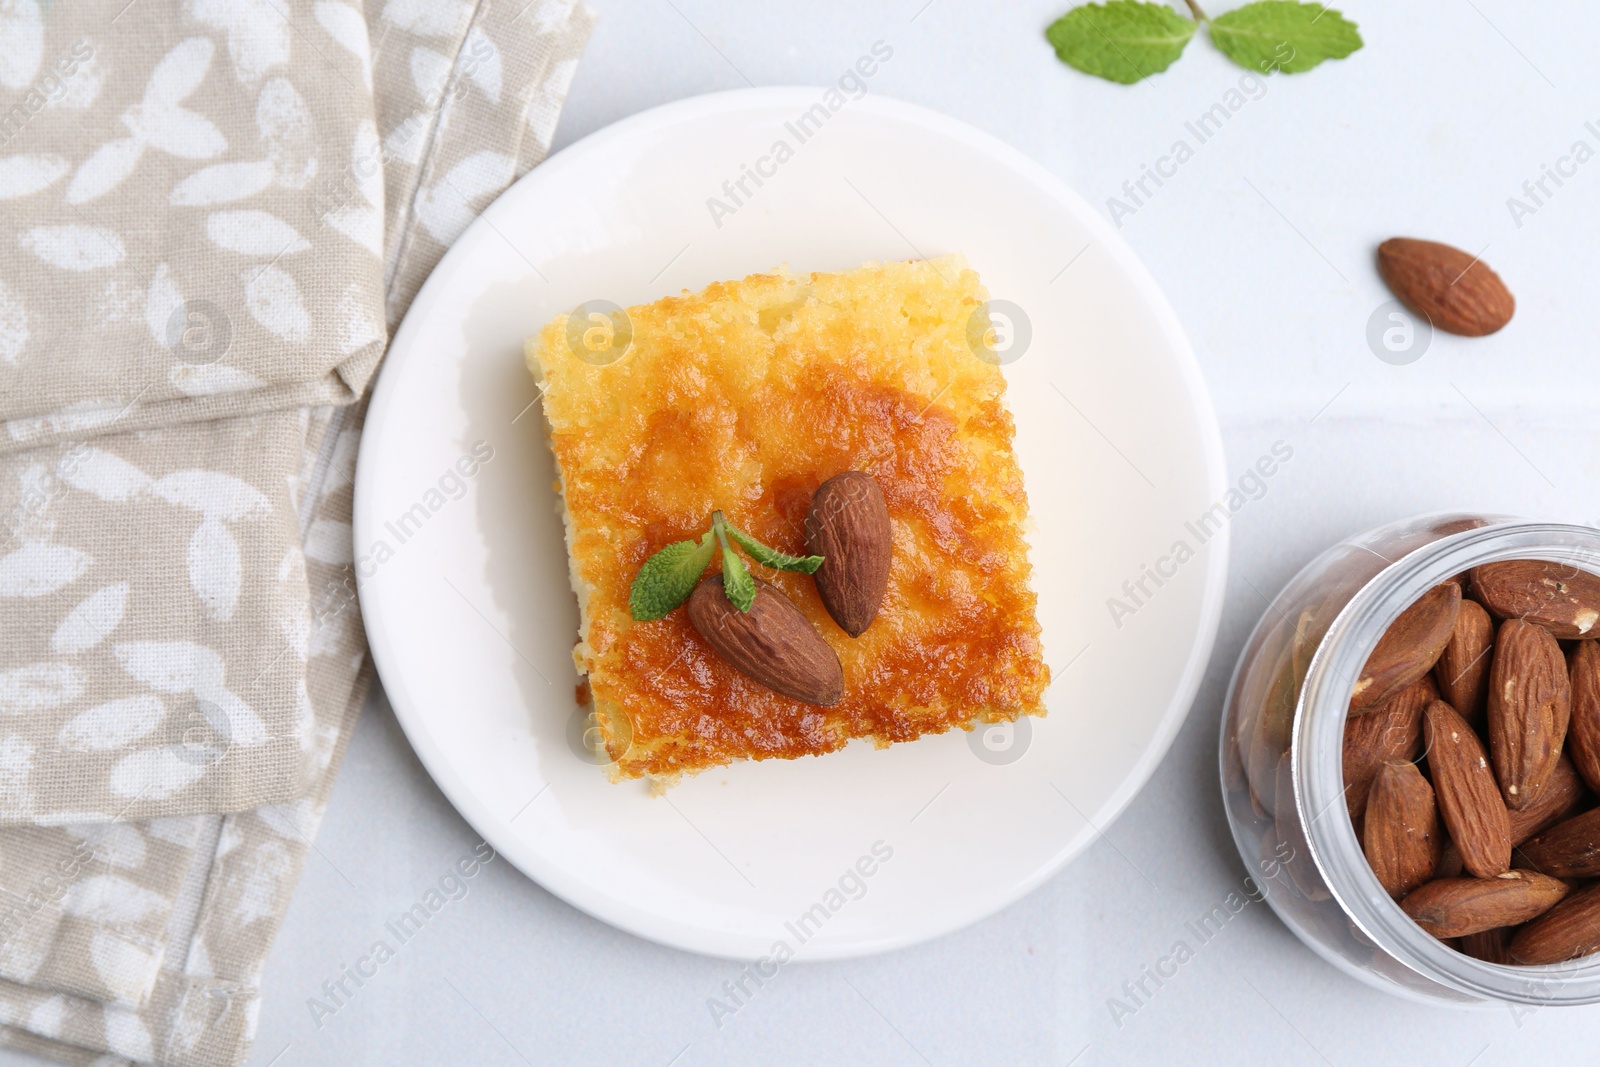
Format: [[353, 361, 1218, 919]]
[[1220, 513, 1600, 1007]]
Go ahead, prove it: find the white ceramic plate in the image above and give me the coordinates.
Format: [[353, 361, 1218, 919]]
[[355, 88, 1227, 959]]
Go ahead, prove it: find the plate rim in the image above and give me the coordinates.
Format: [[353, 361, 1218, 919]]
[[354, 86, 1231, 959]]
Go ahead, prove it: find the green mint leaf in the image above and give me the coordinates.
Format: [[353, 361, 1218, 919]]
[[1208, 2, 1361, 74], [1045, 1, 1196, 85], [714, 522, 758, 612], [726, 525, 824, 574], [628, 533, 715, 621]]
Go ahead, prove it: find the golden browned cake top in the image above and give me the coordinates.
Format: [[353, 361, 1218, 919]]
[[529, 256, 1048, 780]]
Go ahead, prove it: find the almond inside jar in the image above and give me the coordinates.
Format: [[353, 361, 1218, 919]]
[[1345, 560, 1600, 965]]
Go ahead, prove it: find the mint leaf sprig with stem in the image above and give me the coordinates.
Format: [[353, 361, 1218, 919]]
[[627, 511, 823, 621], [1044, 0, 1362, 85]]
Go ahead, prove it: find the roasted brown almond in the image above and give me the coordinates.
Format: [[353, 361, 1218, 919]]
[[1363, 762, 1442, 899], [1458, 926, 1515, 965], [1435, 598, 1494, 724], [1517, 807, 1600, 879], [686, 575, 843, 705], [1436, 838, 1464, 880], [1487, 619, 1571, 811], [1510, 883, 1600, 964], [804, 471, 892, 638], [1509, 755, 1588, 848], [1343, 674, 1436, 821], [1470, 560, 1600, 639], [1401, 871, 1568, 939], [1377, 238, 1515, 337], [1351, 583, 1460, 713], [1568, 641, 1600, 793], [1425, 700, 1511, 878]]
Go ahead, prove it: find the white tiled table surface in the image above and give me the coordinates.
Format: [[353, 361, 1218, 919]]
[[18, 2, 1600, 1064]]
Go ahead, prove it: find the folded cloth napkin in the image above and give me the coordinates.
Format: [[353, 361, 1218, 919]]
[[0, 1, 592, 1063]]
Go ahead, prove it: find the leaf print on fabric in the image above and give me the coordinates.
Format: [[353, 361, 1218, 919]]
[[64, 875, 171, 924], [114, 641, 225, 694], [409, 45, 452, 102], [415, 150, 516, 245], [459, 26, 501, 105], [0, 736, 31, 813], [303, 519, 352, 565], [0, 663, 83, 714], [26, 996, 66, 1039], [102, 1004, 156, 1061], [113, 642, 268, 747], [0, 542, 90, 597], [149, 470, 270, 520], [90, 931, 162, 1005], [256, 77, 317, 188], [143, 262, 184, 349], [336, 283, 383, 354], [190, 0, 291, 84], [326, 122, 382, 257], [241, 264, 310, 343], [0, 0, 42, 89], [207, 686, 267, 745], [381, 0, 473, 39], [59, 447, 151, 502], [19, 225, 126, 271], [315, 2, 372, 90], [67, 822, 149, 869], [168, 160, 275, 206], [64, 137, 144, 205], [0, 155, 67, 200], [58, 695, 165, 750], [206, 210, 310, 256], [188, 516, 241, 620], [0, 276, 25, 364], [51, 581, 129, 654], [66, 38, 225, 204], [169, 362, 265, 397]]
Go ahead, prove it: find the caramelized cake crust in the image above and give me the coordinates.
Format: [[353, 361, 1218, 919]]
[[527, 256, 1048, 781]]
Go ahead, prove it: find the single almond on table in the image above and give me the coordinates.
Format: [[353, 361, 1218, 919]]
[[686, 574, 844, 706], [1509, 755, 1588, 848], [1517, 806, 1600, 879], [1510, 883, 1600, 965], [1377, 238, 1515, 337], [804, 471, 892, 638], [1459, 926, 1515, 965], [1470, 560, 1600, 639], [1363, 761, 1442, 899], [1435, 598, 1494, 724], [1568, 641, 1600, 793], [1425, 699, 1512, 878], [1351, 582, 1461, 713], [1401, 871, 1569, 939], [1343, 674, 1436, 821], [1487, 619, 1571, 811]]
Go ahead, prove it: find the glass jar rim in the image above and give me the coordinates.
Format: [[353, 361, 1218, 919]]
[[1295, 517, 1600, 1006]]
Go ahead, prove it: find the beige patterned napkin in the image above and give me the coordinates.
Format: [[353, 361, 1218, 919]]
[[0, 0, 592, 1062]]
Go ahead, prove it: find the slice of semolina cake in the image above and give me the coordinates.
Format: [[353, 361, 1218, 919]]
[[525, 255, 1048, 783]]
